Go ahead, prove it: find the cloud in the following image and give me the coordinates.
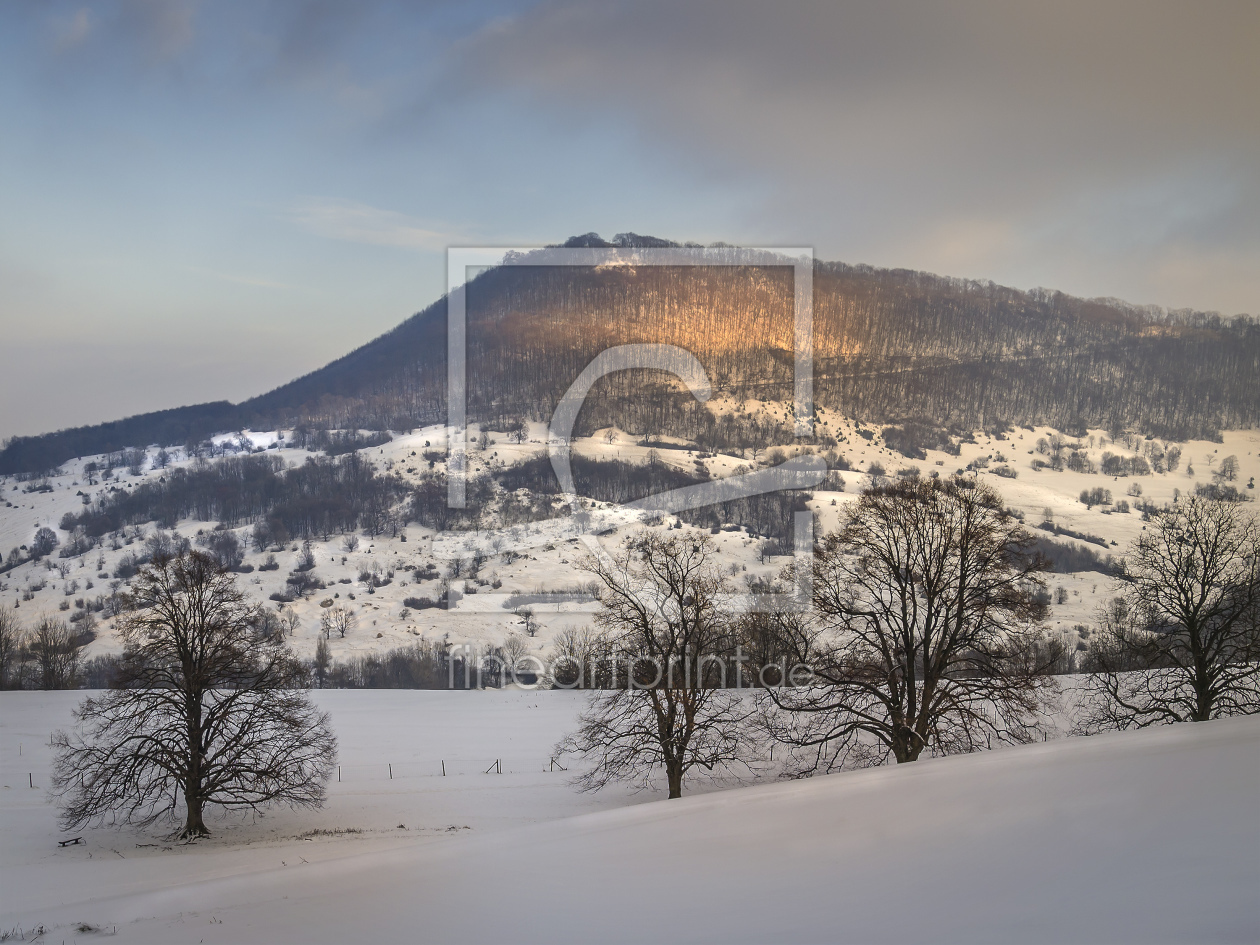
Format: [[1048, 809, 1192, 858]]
[[122, 0, 194, 62], [290, 197, 465, 251], [38, 0, 195, 73], [51, 7, 92, 50], [421, 0, 1259, 311]]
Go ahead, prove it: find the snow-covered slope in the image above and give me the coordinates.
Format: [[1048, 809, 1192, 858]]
[[2, 422, 1256, 664], [3, 690, 1255, 944]]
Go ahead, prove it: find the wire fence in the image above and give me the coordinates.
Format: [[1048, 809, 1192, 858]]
[[328, 756, 569, 783]]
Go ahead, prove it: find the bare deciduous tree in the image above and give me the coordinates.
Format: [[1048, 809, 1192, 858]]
[[31, 527, 58, 560], [313, 636, 331, 689], [546, 625, 612, 689], [28, 616, 83, 690], [51, 552, 336, 839], [320, 605, 357, 639], [761, 476, 1058, 771], [515, 606, 538, 637], [500, 632, 531, 671], [557, 535, 754, 798], [479, 632, 535, 687], [0, 605, 22, 689], [1077, 498, 1260, 730], [509, 417, 530, 444], [295, 539, 316, 572], [278, 605, 302, 637]]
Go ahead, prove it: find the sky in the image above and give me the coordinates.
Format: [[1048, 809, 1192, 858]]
[[1, 0, 1256, 441]]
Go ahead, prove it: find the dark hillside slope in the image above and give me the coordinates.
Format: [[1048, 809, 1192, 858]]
[[246, 254, 1257, 440], [0, 402, 244, 477], [3, 238, 1255, 475]]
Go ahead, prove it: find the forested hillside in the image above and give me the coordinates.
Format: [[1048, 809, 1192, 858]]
[[3, 234, 1255, 475]]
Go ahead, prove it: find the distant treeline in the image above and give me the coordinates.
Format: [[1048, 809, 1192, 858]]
[[305, 638, 542, 690], [0, 402, 243, 477], [494, 454, 811, 544], [496, 454, 698, 504], [60, 453, 408, 541], [52, 449, 811, 546], [1030, 535, 1121, 575], [316, 640, 452, 690]]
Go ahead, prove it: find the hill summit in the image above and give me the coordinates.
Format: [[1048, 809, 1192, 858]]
[[2, 235, 1256, 475]]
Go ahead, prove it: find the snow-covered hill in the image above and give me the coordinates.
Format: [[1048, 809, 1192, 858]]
[[2, 690, 1255, 943], [1, 420, 1256, 665]]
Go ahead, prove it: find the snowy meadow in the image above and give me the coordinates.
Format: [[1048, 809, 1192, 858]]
[[2, 690, 1257, 943]]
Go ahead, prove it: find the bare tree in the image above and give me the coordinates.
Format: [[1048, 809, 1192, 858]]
[[1215, 455, 1240, 483], [295, 539, 316, 572], [1077, 498, 1260, 730], [0, 605, 22, 689], [508, 417, 530, 444], [1047, 433, 1067, 469], [277, 605, 302, 637], [146, 529, 190, 562], [500, 631, 531, 669], [320, 605, 357, 639], [199, 529, 244, 570], [28, 617, 83, 690], [761, 476, 1058, 771], [31, 527, 58, 560], [50, 552, 336, 839], [515, 606, 538, 637], [313, 636, 331, 689], [480, 632, 534, 686], [362, 480, 393, 537], [285, 567, 323, 599], [545, 625, 612, 689], [557, 535, 754, 798]]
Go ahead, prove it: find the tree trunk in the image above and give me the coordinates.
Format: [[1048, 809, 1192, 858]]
[[182, 691, 209, 838], [892, 725, 924, 763], [666, 763, 683, 799], [1191, 631, 1213, 722], [181, 790, 209, 838], [1193, 675, 1214, 722]]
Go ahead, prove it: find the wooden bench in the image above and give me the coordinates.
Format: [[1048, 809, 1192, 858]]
[[57, 837, 83, 847]]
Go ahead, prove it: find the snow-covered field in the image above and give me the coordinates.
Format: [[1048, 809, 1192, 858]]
[[3, 417, 1257, 940], [2, 690, 1256, 943], [0, 690, 648, 938], [2, 417, 1256, 662]]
